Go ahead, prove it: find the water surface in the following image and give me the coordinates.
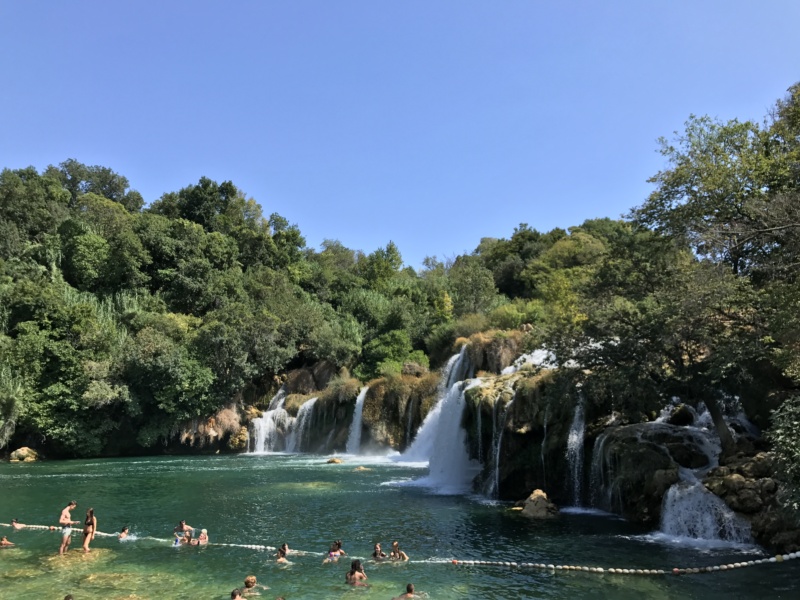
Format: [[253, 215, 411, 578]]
[[1, 454, 797, 599]]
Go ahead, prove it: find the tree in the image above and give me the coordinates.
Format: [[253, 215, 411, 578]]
[[45, 159, 144, 211]]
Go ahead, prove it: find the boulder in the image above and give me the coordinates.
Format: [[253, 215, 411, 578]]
[[520, 489, 559, 519], [327, 458, 343, 464], [666, 404, 696, 426], [9, 447, 39, 462]]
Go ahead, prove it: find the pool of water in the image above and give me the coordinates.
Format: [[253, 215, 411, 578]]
[[1, 454, 798, 599]]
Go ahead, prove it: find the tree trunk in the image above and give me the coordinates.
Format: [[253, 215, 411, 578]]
[[704, 396, 736, 459]]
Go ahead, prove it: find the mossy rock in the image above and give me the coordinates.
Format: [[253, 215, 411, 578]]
[[9, 447, 39, 462]]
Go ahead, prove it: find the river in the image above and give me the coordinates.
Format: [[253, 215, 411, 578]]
[[1, 454, 798, 598]]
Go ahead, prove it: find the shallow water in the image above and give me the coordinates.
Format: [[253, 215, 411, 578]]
[[1, 454, 798, 599]]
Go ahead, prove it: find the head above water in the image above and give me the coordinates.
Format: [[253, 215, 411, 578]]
[[244, 575, 256, 588], [230, 589, 242, 599], [407, 583, 414, 593], [68, 501, 77, 508]]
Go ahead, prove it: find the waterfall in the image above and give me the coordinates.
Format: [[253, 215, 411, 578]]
[[540, 403, 549, 491], [397, 347, 480, 494], [405, 396, 416, 448], [249, 389, 290, 453], [476, 400, 483, 463], [661, 469, 751, 543], [345, 387, 369, 455], [589, 430, 615, 510], [421, 380, 483, 494], [566, 397, 586, 506], [487, 393, 514, 498], [402, 347, 469, 462], [285, 397, 318, 453]]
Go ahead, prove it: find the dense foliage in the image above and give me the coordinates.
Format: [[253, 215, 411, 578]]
[[1, 85, 798, 502]]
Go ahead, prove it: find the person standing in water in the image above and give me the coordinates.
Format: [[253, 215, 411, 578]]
[[393, 583, 416, 598], [389, 540, 409, 561], [371, 542, 387, 561], [58, 501, 78, 555], [345, 559, 368, 586], [82, 507, 97, 553]]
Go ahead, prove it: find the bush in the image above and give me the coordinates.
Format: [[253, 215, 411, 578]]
[[769, 395, 800, 512]]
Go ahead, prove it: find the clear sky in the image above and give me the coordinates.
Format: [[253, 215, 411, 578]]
[[2, 1, 799, 269]]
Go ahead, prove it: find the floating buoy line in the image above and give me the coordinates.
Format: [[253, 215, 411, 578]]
[[3, 522, 797, 575], [450, 552, 800, 576]]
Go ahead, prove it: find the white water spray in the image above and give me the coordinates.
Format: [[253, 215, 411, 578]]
[[285, 397, 318, 453]]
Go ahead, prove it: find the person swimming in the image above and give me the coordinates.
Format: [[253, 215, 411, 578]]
[[1, 535, 15, 547], [371, 542, 387, 560], [11, 518, 25, 530], [392, 583, 416, 599], [194, 528, 209, 545], [389, 540, 409, 561], [323, 539, 345, 563], [118, 526, 129, 539], [345, 559, 368, 586], [276, 547, 288, 563]]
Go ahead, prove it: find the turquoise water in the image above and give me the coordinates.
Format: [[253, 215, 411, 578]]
[[1, 454, 798, 599]]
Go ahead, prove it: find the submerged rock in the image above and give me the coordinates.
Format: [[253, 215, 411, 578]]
[[520, 489, 559, 519], [327, 457, 343, 464]]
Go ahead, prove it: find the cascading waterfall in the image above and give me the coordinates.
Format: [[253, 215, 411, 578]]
[[285, 397, 318, 453], [249, 388, 290, 453], [566, 396, 586, 506], [476, 401, 483, 463], [402, 347, 469, 463], [398, 347, 480, 494], [345, 387, 369, 455], [660, 468, 752, 543]]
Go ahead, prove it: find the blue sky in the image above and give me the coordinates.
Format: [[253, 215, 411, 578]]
[[2, 1, 799, 269]]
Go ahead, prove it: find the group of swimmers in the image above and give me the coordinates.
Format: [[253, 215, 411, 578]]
[[5, 502, 420, 598]]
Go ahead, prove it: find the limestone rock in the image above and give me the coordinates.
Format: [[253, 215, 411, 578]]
[[666, 404, 696, 426], [327, 458, 343, 464], [9, 447, 39, 462], [520, 489, 559, 519], [227, 426, 249, 451]]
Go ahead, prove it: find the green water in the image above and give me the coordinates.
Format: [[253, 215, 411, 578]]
[[1, 454, 798, 599]]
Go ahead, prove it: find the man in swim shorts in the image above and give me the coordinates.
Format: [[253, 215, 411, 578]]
[[58, 501, 78, 555]]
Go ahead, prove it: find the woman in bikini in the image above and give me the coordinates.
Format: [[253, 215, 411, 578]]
[[82, 508, 97, 553]]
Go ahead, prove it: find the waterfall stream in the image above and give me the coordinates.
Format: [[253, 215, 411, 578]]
[[249, 388, 290, 453], [566, 397, 586, 506], [285, 397, 318, 453], [345, 387, 369, 455]]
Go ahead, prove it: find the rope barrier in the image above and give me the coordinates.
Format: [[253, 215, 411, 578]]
[[451, 551, 800, 576], [5, 521, 799, 576]]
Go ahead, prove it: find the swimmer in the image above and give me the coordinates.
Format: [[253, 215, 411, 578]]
[[173, 519, 194, 539], [372, 542, 387, 560], [1, 535, 15, 547], [58, 501, 79, 555], [323, 539, 345, 563], [180, 530, 193, 545], [231, 590, 243, 599], [82, 507, 97, 553], [345, 559, 368, 586], [119, 526, 129, 539], [276, 547, 288, 563], [280, 542, 289, 555], [392, 583, 416, 599], [242, 574, 268, 595], [11, 518, 25, 530], [390, 540, 409, 561], [193, 528, 209, 545]]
